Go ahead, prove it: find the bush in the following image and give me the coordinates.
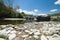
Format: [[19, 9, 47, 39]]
[[37, 16, 51, 22]]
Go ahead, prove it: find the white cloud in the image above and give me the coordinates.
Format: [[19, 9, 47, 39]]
[[23, 10, 34, 15], [54, 0, 60, 5], [16, 9, 23, 13], [34, 9, 39, 12], [16, 9, 36, 15], [37, 14, 48, 16], [16, 9, 31, 15], [50, 9, 58, 12]]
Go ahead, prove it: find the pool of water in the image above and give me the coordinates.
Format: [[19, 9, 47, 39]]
[[0, 20, 26, 25]]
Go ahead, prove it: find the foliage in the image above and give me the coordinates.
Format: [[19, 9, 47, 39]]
[[52, 17, 60, 22], [37, 16, 51, 22], [0, 0, 25, 18], [49, 13, 60, 16], [49, 13, 60, 22]]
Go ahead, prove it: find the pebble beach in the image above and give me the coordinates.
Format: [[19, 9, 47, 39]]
[[0, 21, 60, 40]]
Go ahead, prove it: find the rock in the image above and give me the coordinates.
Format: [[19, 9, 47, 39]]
[[21, 35, 28, 38], [33, 35, 39, 39], [34, 32, 40, 36], [41, 35, 47, 40], [9, 34, 16, 40], [0, 38, 5, 40]]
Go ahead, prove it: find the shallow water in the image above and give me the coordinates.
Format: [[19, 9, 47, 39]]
[[0, 20, 26, 25]]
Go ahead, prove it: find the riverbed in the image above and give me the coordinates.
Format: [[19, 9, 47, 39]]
[[0, 21, 60, 40]]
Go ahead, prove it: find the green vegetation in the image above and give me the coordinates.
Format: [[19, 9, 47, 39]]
[[52, 17, 60, 22], [49, 13, 60, 16], [0, 0, 25, 18], [49, 13, 60, 22]]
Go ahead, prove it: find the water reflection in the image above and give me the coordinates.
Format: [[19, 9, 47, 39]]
[[0, 20, 26, 25]]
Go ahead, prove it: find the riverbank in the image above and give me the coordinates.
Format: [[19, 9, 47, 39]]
[[0, 21, 60, 40], [0, 18, 26, 20], [0, 18, 36, 25]]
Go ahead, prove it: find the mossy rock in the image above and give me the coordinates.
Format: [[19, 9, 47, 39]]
[[0, 38, 6, 40], [0, 35, 8, 40]]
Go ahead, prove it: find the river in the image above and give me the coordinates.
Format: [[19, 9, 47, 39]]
[[0, 18, 36, 25], [0, 20, 26, 25]]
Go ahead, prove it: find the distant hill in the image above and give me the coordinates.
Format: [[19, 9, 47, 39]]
[[49, 13, 60, 16], [49, 13, 60, 22]]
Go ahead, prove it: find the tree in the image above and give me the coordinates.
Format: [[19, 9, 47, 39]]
[[0, 0, 25, 18], [18, 13, 23, 18], [0, 0, 4, 4], [0, 0, 6, 18], [37, 16, 51, 22], [0, 1, 14, 18], [4, 0, 14, 7]]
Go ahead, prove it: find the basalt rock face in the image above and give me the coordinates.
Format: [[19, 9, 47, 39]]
[[37, 16, 51, 22]]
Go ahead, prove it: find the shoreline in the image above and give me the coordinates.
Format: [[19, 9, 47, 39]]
[[0, 21, 60, 40]]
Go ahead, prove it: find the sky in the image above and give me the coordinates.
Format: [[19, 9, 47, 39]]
[[13, 0, 60, 15]]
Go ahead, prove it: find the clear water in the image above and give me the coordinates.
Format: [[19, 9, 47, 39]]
[[0, 20, 26, 25]]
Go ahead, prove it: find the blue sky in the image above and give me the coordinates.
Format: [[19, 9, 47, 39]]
[[13, 0, 60, 15]]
